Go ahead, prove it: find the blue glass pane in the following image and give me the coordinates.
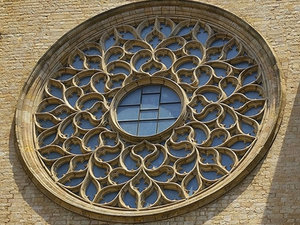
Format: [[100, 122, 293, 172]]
[[166, 42, 182, 50], [201, 154, 214, 163], [56, 163, 69, 178], [188, 48, 202, 58], [148, 151, 164, 168], [157, 119, 176, 132], [42, 104, 58, 112], [223, 83, 236, 96], [213, 67, 227, 77], [201, 109, 218, 122], [72, 55, 83, 69], [163, 189, 181, 200], [140, 110, 158, 120], [202, 92, 219, 102], [161, 87, 180, 103], [63, 123, 74, 137], [86, 182, 97, 201], [67, 93, 79, 107], [180, 74, 192, 83], [105, 35, 115, 50], [193, 101, 204, 113], [233, 61, 252, 69], [160, 23, 171, 37], [110, 67, 129, 75], [187, 176, 199, 196], [153, 172, 172, 182], [159, 103, 181, 118], [93, 108, 103, 119], [42, 152, 62, 160], [65, 177, 84, 186], [100, 191, 118, 203], [124, 191, 136, 208], [228, 99, 244, 109], [74, 160, 88, 171], [104, 137, 116, 146], [113, 174, 131, 184], [129, 46, 143, 53], [124, 154, 138, 170], [226, 45, 239, 59], [117, 106, 139, 121], [136, 178, 148, 192], [82, 99, 98, 110], [178, 26, 193, 36], [111, 80, 123, 89], [57, 73, 73, 81], [94, 78, 105, 93], [194, 128, 206, 144], [86, 134, 99, 150], [211, 39, 228, 47], [179, 160, 195, 173], [138, 121, 157, 136], [222, 113, 235, 128], [176, 133, 189, 142], [209, 52, 221, 60], [242, 72, 257, 85], [158, 55, 172, 68], [49, 85, 63, 99], [211, 135, 225, 146], [240, 122, 255, 136], [99, 151, 119, 161], [107, 53, 121, 63], [169, 148, 190, 157], [144, 190, 158, 207], [220, 153, 233, 171], [197, 28, 208, 44], [145, 66, 160, 75], [244, 106, 263, 116], [93, 165, 107, 178], [83, 48, 101, 56], [230, 141, 251, 149], [244, 91, 262, 99], [177, 61, 197, 71], [201, 171, 222, 180], [149, 36, 161, 48], [141, 94, 160, 109], [119, 31, 135, 40], [136, 148, 152, 158], [79, 118, 94, 129], [39, 119, 55, 128], [119, 121, 138, 135], [88, 61, 100, 69], [78, 76, 91, 86], [135, 56, 150, 70], [143, 85, 161, 93], [141, 25, 154, 39], [120, 89, 141, 106], [198, 71, 210, 86]]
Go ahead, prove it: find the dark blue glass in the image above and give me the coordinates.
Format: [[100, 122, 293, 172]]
[[94, 78, 105, 93], [201, 153, 214, 164], [108, 53, 121, 63], [42, 152, 62, 160], [119, 89, 141, 106], [86, 182, 97, 201], [42, 133, 56, 147], [213, 67, 227, 77], [160, 23, 171, 37], [197, 28, 208, 44], [157, 119, 176, 132], [117, 106, 139, 121], [64, 177, 84, 186], [240, 121, 255, 136], [99, 191, 118, 203], [222, 112, 235, 128], [187, 176, 199, 196], [72, 55, 83, 69], [169, 148, 190, 157], [244, 106, 263, 116], [158, 55, 172, 69], [141, 94, 160, 109], [153, 172, 172, 182], [230, 141, 250, 149], [201, 171, 222, 180], [144, 190, 158, 207], [220, 153, 233, 171], [140, 110, 158, 120], [56, 162, 69, 178], [226, 45, 239, 59], [163, 189, 182, 200], [149, 36, 161, 48], [161, 87, 180, 103], [211, 135, 225, 146], [188, 48, 202, 58], [141, 25, 154, 39], [159, 103, 181, 118], [242, 72, 257, 85], [194, 128, 206, 144], [93, 165, 107, 178], [138, 121, 157, 136], [83, 48, 101, 56], [119, 121, 138, 135], [124, 191, 136, 208], [166, 42, 182, 50]]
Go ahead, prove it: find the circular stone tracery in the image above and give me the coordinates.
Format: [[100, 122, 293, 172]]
[[15, 1, 283, 222]]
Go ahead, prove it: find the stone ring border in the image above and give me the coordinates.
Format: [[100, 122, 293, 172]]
[[15, 0, 285, 223]]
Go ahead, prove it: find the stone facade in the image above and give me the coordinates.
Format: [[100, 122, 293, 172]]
[[0, 0, 299, 224]]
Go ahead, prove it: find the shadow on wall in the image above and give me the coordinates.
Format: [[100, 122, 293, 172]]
[[261, 84, 300, 224]]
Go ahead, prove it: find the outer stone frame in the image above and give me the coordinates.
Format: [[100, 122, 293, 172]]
[[15, 0, 284, 223]]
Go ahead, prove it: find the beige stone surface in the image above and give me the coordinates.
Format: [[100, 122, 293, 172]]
[[0, 0, 299, 224]]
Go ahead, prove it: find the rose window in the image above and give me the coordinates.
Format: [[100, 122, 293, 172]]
[[16, 1, 283, 222]]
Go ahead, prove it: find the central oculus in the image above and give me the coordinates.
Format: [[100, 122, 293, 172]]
[[117, 85, 182, 136]]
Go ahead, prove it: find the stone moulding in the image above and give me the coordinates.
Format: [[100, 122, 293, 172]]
[[15, 0, 284, 223]]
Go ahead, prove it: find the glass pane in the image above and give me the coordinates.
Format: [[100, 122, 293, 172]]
[[119, 89, 141, 106], [117, 106, 139, 121], [159, 103, 181, 118], [142, 85, 161, 94], [140, 110, 158, 120], [161, 87, 180, 103], [138, 121, 157, 136], [119, 121, 138, 135], [157, 119, 176, 132], [141, 94, 160, 109]]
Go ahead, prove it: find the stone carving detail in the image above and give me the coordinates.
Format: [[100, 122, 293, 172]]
[[35, 17, 265, 209]]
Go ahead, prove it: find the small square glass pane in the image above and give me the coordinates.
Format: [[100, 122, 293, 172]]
[[138, 121, 157, 136], [119, 121, 138, 135], [141, 94, 160, 109], [140, 110, 158, 120], [161, 87, 180, 103], [119, 89, 141, 106], [157, 119, 176, 132], [117, 106, 139, 121], [159, 103, 181, 118], [142, 85, 161, 94]]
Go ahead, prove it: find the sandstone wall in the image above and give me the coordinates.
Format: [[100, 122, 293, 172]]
[[0, 0, 299, 224]]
